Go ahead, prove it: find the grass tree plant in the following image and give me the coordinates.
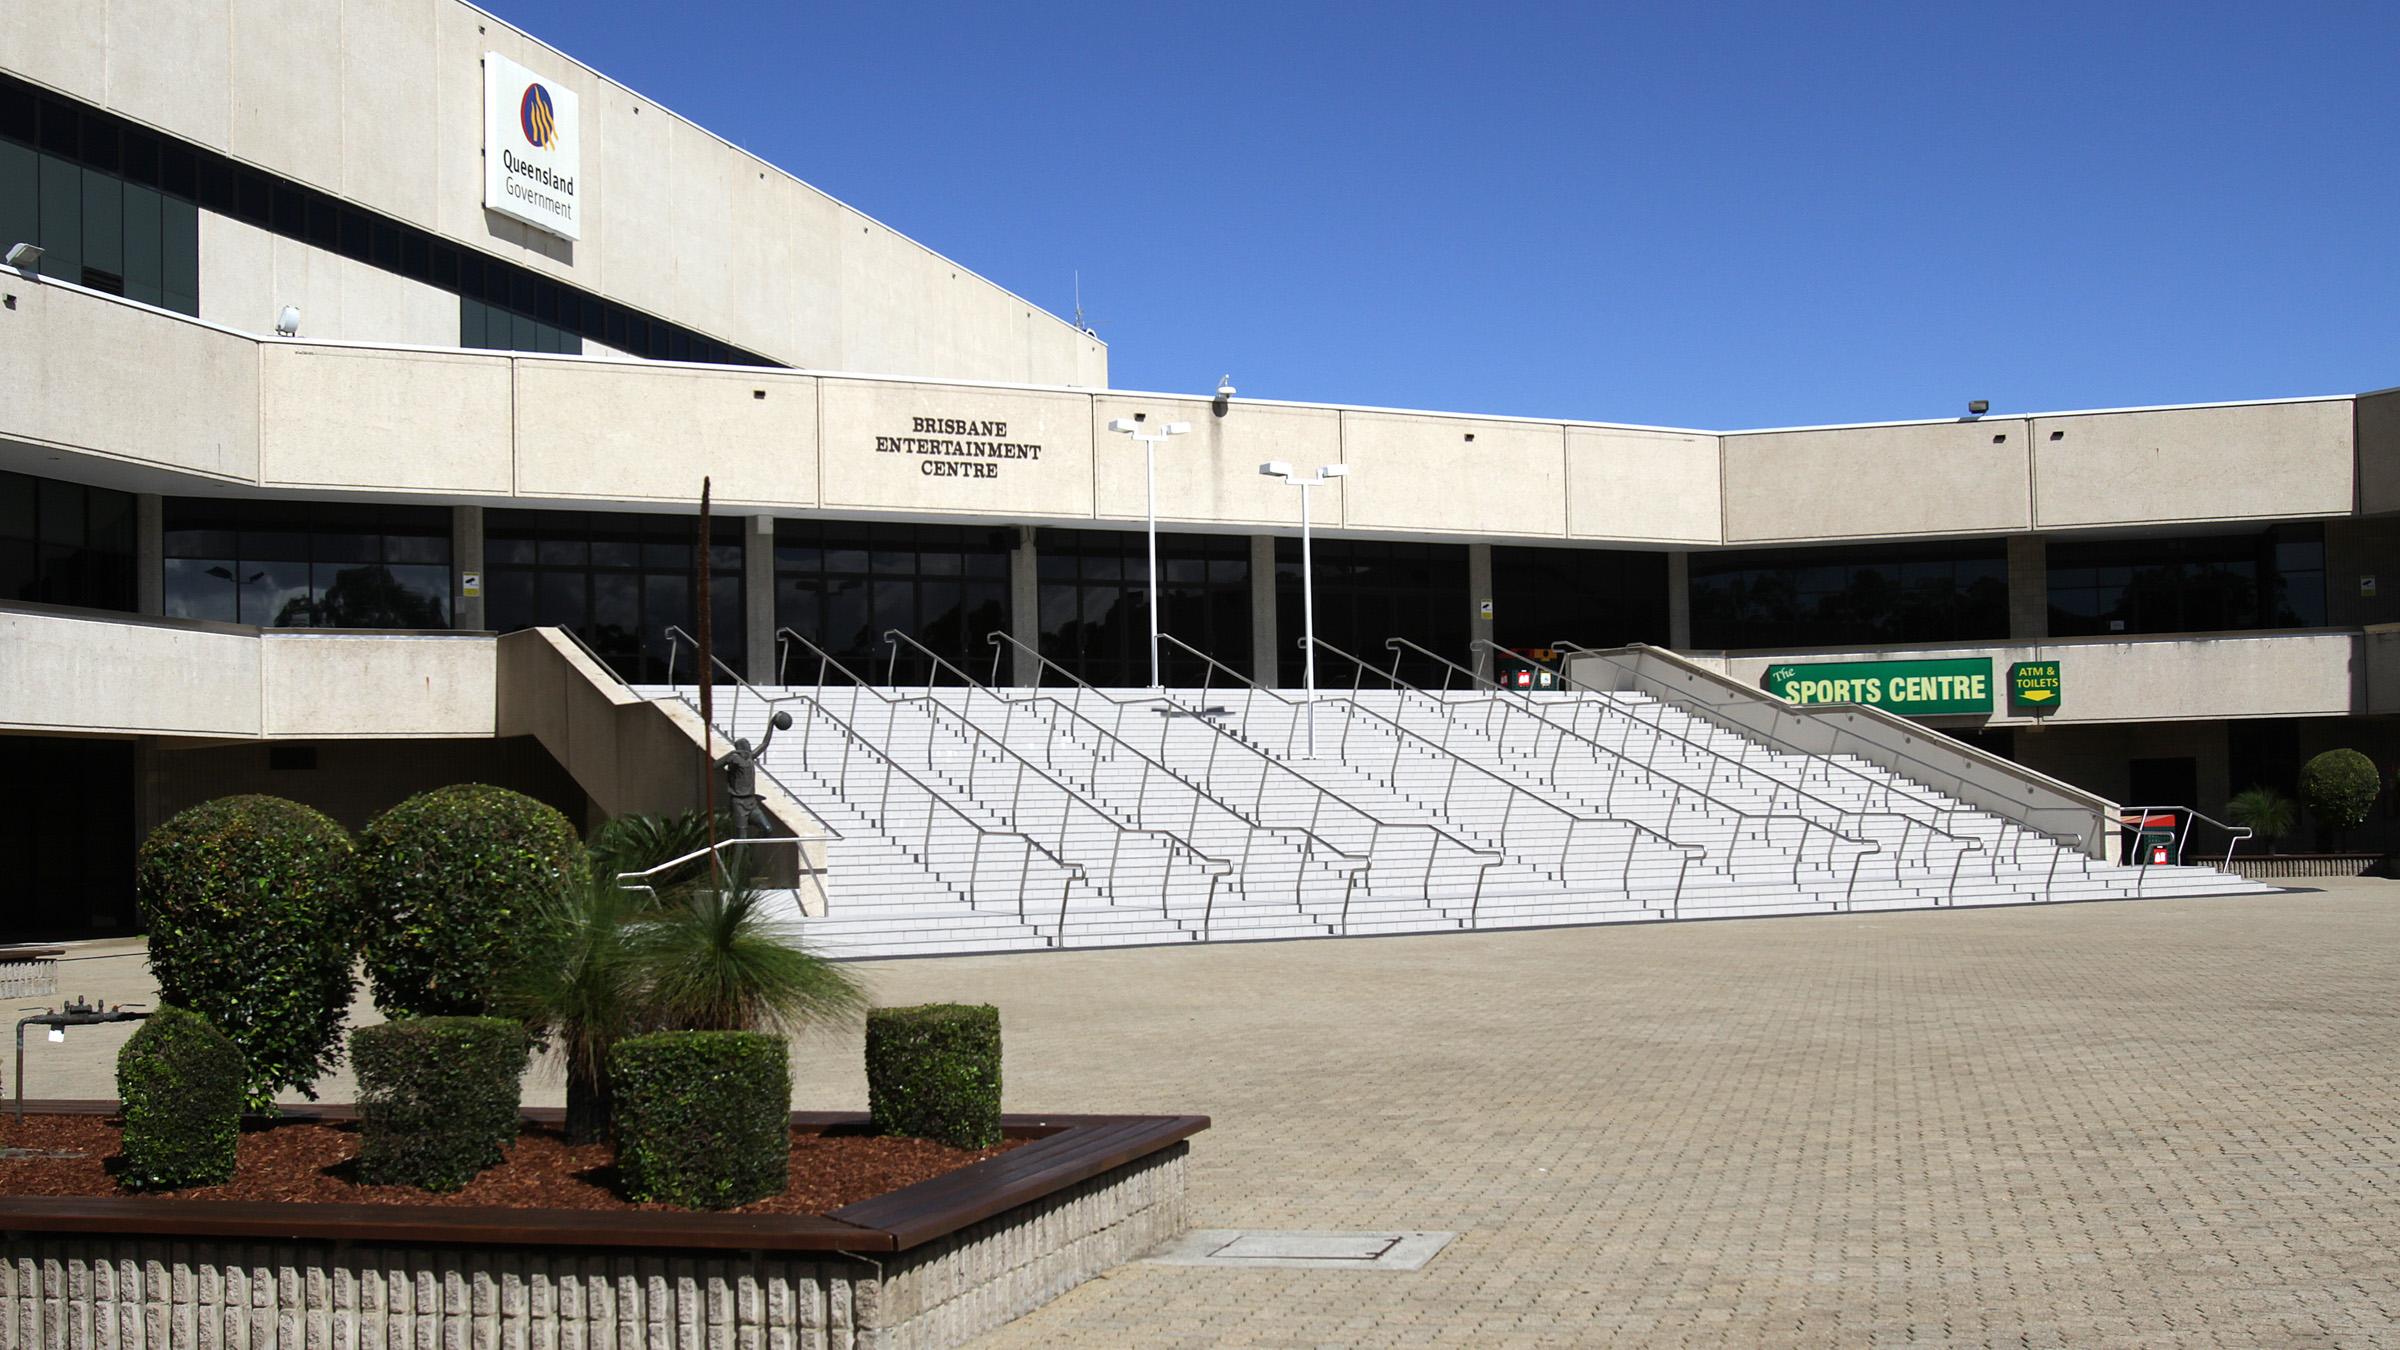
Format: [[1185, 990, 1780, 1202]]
[[498, 813, 862, 1145]]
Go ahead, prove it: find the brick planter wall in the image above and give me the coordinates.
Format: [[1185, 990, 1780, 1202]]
[[2225, 854, 2388, 880], [0, 1113, 1198, 1350]]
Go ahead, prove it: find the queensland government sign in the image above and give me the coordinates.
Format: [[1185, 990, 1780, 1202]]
[[1764, 657, 1995, 717], [484, 52, 581, 241]]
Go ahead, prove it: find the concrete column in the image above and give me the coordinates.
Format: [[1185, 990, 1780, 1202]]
[[2007, 534, 2048, 640], [1468, 542, 1495, 675], [135, 493, 163, 616], [1249, 534, 1279, 687], [1666, 550, 1692, 650], [1008, 526, 1040, 685], [745, 515, 776, 682], [450, 504, 484, 630]]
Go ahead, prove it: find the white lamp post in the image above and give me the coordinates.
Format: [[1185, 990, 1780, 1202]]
[[1107, 417, 1192, 688], [1258, 460, 1350, 755]]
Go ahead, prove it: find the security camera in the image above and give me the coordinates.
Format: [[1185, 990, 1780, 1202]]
[[1216, 375, 1236, 400], [275, 305, 301, 337]]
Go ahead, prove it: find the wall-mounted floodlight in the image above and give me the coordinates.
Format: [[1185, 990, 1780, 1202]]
[[1966, 400, 1989, 417], [276, 305, 301, 337], [4, 242, 43, 275], [1107, 417, 1138, 433], [1259, 460, 1294, 479]]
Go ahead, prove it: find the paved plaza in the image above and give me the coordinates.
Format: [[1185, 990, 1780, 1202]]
[[26, 882, 2400, 1347]]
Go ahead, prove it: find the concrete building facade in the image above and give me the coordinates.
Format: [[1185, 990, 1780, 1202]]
[[4, 0, 2397, 939]]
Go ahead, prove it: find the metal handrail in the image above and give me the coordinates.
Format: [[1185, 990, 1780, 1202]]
[[1158, 632, 1708, 920], [1528, 638, 2105, 900], [884, 629, 1364, 939], [774, 627, 1233, 938], [1312, 635, 1902, 901], [613, 835, 835, 918], [1545, 634, 2112, 879], [1013, 631, 1525, 924], [2119, 804, 2255, 889], [1549, 639, 2115, 859], [1539, 639, 1966, 821], [660, 628, 1087, 937], [1403, 636, 1975, 887]]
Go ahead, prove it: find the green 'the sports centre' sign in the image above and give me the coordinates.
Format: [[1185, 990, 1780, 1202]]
[[1763, 657, 1996, 717], [2009, 660, 2062, 712]]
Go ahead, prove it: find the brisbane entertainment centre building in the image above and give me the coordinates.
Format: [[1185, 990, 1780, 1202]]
[[5, 0, 2400, 944]]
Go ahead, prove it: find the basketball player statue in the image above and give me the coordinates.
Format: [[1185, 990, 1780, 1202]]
[[717, 709, 794, 839]]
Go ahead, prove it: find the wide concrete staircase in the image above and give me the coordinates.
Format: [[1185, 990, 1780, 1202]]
[[639, 632, 2273, 959]]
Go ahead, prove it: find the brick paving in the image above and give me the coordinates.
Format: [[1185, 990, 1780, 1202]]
[[28, 883, 2400, 1347]]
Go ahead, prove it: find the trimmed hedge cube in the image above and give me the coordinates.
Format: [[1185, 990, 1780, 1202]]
[[116, 1005, 245, 1190], [866, 1004, 1001, 1149], [352, 1017, 530, 1192], [610, 1031, 789, 1210]]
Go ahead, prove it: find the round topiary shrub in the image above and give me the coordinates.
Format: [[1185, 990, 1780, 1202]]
[[610, 1031, 790, 1210], [136, 795, 358, 1111], [354, 784, 582, 1017], [866, 1004, 1002, 1149], [352, 1016, 531, 1192], [116, 1005, 245, 1190], [2300, 749, 2380, 843]]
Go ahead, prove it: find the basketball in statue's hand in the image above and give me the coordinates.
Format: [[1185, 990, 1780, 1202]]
[[771, 711, 794, 730]]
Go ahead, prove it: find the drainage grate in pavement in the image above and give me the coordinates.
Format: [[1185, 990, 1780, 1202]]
[[1144, 1230, 1457, 1271]]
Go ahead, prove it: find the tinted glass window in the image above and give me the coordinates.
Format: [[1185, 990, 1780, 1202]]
[[0, 470, 137, 612], [162, 499, 450, 628], [1689, 540, 2008, 649], [774, 521, 1013, 685], [2046, 525, 2325, 637], [1274, 538, 1466, 687], [485, 509, 743, 682]]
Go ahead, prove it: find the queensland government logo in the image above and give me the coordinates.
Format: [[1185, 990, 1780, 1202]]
[[520, 83, 560, 149]]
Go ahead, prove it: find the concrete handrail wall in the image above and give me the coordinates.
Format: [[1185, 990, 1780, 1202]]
[[1561, 644, 2116, 859], [494, 628, 833, 894]]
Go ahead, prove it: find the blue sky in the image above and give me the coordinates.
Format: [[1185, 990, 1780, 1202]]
[[486, 1, 2398, 429]]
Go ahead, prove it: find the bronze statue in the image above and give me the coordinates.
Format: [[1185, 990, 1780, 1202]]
[[717, 709, 793, 838]]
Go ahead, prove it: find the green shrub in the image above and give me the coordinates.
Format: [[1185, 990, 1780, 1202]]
[[610, 1031, 789, 1209], [115, 1006, 244, 1190], [2300, 749, 2380, 842], [866, 1004, 1001, 1149], [355, 784, 582, 1017], [351, 1017, 530, 1192], [2225, 784, 2299, 847], [136, 795, 358, 1110]]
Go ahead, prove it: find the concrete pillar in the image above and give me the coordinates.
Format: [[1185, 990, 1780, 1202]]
[[1008, 526, 1040, 685], [450, 504, 484, 630], [1468, 542, 1495, 676], [2007, 534, 2048, 640], [135, 493, 163, 616], [1666, 550, 1692, 650], [746, 515, 776, 682], [1249, 534, 1279, 687]]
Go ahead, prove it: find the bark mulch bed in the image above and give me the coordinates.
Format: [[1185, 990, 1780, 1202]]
[[0, 1114, 1020, 1215]]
